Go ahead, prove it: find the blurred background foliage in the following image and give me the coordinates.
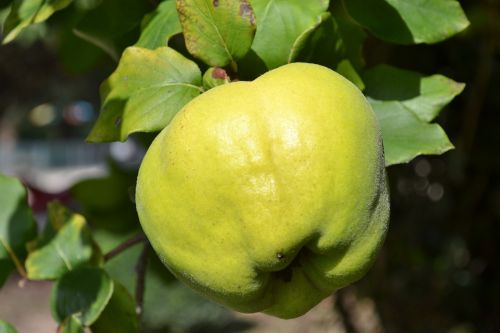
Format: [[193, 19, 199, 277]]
[[0, 0, 499, 332]]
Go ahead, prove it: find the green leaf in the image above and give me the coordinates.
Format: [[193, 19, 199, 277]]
[[51, 267, 114, 325], [363, 64, 465, 122], [0, 174, 36, 284], [87, 46, 202, 142], [25, 202, 95, 280], [202, 67, 230, 90], [0, 320, 18, 333], [91, 281, 139, 333], [336, 59, 364, 90], [57, 316, 84, 333], [74, 0, 152, 60], [370, 99, 454, 166], [2, 0, 73, 43], [344, 0, 470, 44], [177, 0, 256, 67], [250, 0, 329, 69], [136, 0, 182, 50]]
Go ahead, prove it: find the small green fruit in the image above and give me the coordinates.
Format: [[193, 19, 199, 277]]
[[136, 63, 389, 318]]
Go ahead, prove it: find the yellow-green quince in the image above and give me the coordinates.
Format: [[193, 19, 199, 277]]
[[136, 63, 390, 319]]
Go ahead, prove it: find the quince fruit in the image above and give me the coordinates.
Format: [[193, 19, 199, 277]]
[[136, 63, 389, 318]]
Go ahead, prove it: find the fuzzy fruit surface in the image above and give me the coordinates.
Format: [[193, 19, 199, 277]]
[[136, 63, 390, 318]]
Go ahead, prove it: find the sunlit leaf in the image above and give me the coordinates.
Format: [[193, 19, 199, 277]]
[[136, 0, 182, 49], [370, 99, 454, 165], [177, 0, 256, 67], [87, 47, 202, 142], [25, 202, 95, 280], [250, 0, 329, 69]]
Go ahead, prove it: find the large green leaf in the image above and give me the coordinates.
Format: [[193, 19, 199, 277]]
[[74, 0, 152, 60], [0, 320, 18, 333], [0, 174, 36, 286], [25, 202, 94, 280], [51, 267, 114, 325], [364, 65, 465, 122], [250, 0, 329, 69], [91, 281, 139, 333], [87, 46, 202, 142], [344, 0, 469, 44], [370, 99, 454, 166], [2, 0, 72, 43], [136, 0, 182, 49], [177, 0, 256, 67]]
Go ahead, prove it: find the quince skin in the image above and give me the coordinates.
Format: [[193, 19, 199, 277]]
[[136, 63, 389, 318]]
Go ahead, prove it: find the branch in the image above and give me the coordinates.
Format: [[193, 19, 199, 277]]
[[135, 242, 150, 316], [334, 290, 359, 333], [104, 233, 147, 262]]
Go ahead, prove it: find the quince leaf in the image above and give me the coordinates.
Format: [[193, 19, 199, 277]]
[[136, 0, 182, 50], [344, 0, 469, 44], [370, 99, 454, 166], [364, 64, 465, 122], [250, 0, 329, 69], [91, 281, 139, 333], [177, 0, 256, 67], [51, 267, 114, 326], [87, 47, 203, 143], [2, 0, 72, 44], [25, 201, 99, 280], [0, 174, 37, 286]]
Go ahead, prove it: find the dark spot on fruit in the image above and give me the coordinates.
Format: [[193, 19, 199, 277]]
[[276, 252, 285, 260], [212, 67, 228, 79], [213, 0, 219, 7], [114, 116, 122, 127]]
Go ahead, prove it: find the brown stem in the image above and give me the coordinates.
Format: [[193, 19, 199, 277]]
[[104, 233, 147, 262], [334, 290, 359, 333], [135, 242, 150, 316]]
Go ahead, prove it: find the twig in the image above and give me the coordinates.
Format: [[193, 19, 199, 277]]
[[135, 241, 150, 316], [104, 233, 147, 262], [334, 290, 359, 333]]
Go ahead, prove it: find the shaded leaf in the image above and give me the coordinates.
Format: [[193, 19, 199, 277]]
[[2, 0, 72, 43], [370, 99, 454, 166], [344, 0, 470, 44], [51, 267, 114, 325], [74, 0, 152, 60], [57, 316, 84, 333], [250, 0, 329, 69], [91, 281, 139, 333], [0, 174, 36, 285], [136, 0, 182, 49], [202, 67, 230, 90], [25, 202, 95, 280], [0, 320, 18, 333], [364, 64, 465, 122], [177, 0, 256, 67], [87, 47, 202, 142]]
